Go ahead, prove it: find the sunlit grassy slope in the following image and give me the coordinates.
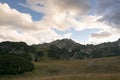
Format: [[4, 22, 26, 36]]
[[0, 56, 120, 80]]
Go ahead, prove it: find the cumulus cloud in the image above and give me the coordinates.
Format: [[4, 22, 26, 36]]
[[20, 0, 94, 31], [48, 0, 91, 16], [24, 0, 90, 15], [0, 26, 39, 43], [22, 0, 120, 30], [0, 3, 39, 31], [0, 3, 72, 45], [0, 0, 120, 44]]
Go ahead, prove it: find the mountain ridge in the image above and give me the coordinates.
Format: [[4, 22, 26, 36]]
[[33, 38, 120, 60], [0, 38, 120, 61]]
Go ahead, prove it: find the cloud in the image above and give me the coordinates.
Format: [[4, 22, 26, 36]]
[[49, 0, 91, 15], [24, 0, 90, 15], [0, 3, 72, 45], [88, 28, 120, 44], [0, 3, 38, 31], [91, 32, 112, 38], [22, 0, 120, 31], [23, 0, 120, 31], [1, 0, 120, 45], [21, 0, 108, 41], [95, 0, 120, 29], [20, 0, 93, 31], [86, 0, 120, 44], [0, 26, 39, 43]]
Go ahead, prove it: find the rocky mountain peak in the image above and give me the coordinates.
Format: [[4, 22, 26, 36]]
[[50, 39, 80, 49]]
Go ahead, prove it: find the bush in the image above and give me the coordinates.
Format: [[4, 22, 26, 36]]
[[0, 55, 34, 75], [48, 45, 69, 59]]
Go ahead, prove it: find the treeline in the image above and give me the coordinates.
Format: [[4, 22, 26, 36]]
[[0, 42, 35, 75], [0, 55, 34, 75]]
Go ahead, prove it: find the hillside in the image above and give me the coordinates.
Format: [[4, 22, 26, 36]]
[[0, 40, 120, 80], [33, 38, 120, 61], [0, 41, 35, 60], [0, 41, 30, 54], [0, 38, 120, 61], [85, 39, 120, 58], [0, 56, 120, 80]]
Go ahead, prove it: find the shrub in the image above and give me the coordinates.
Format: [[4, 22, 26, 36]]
[[48, 45, 69, 59], [0, 55, 34, 75]]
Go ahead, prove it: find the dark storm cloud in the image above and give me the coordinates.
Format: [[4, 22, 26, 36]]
[[53, 0, 120, 29], [96, 0, 120, 29]]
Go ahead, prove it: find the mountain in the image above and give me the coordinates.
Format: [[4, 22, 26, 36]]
[[0, 41, 28, 54], [0, 38, 120, 61], [0, 41, 35, 60], [34, 38, 120, 61], [89, 39, 120, 58], [33, 39, 82, 51], [33, 39, 89, 60]]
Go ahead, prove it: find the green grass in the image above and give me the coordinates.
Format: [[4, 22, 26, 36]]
[[0, 56, 120, 80]]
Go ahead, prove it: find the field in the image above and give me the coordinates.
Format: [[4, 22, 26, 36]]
[[0, 56, 120, 80]]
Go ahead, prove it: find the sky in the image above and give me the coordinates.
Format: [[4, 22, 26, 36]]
[[0, 0, 120, 45]]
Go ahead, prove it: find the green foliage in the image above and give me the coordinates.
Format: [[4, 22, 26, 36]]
[[0, 54, 31, 61], [91, 46, 120, 58], [0, 55, 34, 75], [0, 42, 28, 54], [48, 45, 69, 59], [0, 41, 36, 61], [34, 51, 44, 62]]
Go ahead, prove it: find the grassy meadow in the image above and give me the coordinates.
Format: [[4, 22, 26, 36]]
[[0, 56, 120, 80]]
